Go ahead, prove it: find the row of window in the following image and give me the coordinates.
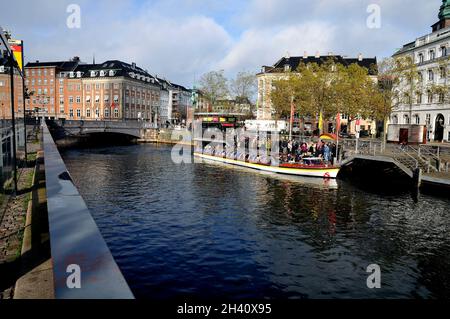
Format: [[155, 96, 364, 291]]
[[26, 78, 55, 86], [392, 113, 450, 126], [67, 108, 120, 118], [418, 67, 447, 82], [26, 69, 54, 76], [417, 46, 447, 63], [407, 91, 446, 104]]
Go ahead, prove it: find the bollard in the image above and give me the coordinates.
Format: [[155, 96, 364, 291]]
[[413, 168, 422, 188]]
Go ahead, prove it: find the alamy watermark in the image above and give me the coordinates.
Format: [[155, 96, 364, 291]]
[[366, 264, 381, 289], [367, 4, 381, 29], [66, 264, 81, 289], [66, 4, 82, 29]]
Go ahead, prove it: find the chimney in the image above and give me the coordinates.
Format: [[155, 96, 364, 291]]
[[315, 51, 320, 58], [358, 53, 363, 61], [132, 62, 136, 69], [303, 51, 308, 59]]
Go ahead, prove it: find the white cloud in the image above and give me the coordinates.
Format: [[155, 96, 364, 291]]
[[217, 22, 336, 75], [0, 0, 445, 86]]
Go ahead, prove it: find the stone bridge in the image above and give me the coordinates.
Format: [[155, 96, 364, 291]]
[[48, 119, 155, 140]]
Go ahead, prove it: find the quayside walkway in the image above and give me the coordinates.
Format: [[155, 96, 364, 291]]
[[340, 139, 450, 188]]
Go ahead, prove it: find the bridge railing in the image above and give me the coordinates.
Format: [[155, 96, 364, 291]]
[[43, 121, 134, 299]]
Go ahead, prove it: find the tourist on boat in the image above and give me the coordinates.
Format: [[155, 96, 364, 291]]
[[323, 143, 331, 162]]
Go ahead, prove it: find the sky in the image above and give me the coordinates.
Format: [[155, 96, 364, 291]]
[[0, 0, 443, 87]]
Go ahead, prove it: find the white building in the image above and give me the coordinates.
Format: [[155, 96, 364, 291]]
[[391, 0, 450, 142]]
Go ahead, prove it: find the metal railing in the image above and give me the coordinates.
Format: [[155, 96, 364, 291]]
[[43, 122, 134, 299]]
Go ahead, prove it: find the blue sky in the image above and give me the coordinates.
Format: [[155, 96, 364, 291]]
[[0, 0, 443, 86]]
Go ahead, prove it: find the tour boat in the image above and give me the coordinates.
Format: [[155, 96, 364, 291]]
[[194, 152, 340, 179]]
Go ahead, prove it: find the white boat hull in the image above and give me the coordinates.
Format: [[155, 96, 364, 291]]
[[194, 153, 340, 179]]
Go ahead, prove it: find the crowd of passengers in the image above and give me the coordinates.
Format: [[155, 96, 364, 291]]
[[197, 137, 339, 166]]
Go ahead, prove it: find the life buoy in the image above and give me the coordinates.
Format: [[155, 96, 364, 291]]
[[323, 172, 331, 179]]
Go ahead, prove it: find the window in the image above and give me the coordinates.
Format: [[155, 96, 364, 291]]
[[439, 93, 445, 103], [38, 70, 41, 76], [428, 70, 434, 81], [104, 95, 110, 103], [441, 67, 446, 78], [418, 72, 423, 83], [69, 109, 74, 118], [59, 79, 64, 84], [59, 87, 63, 94], [428, 90, 433, 103], [429, 50, 435, 60], [38, 79, 42, 85], [114, 83, 119, 89], [95, 83, 101, 90], [104, 108, 110, 118], [114, 108, 119, 118], [86, 84, 91, 91], [416, 92, 423, 104], [104, 83, 110, 89], [60, 97, 64, 105], [426, 114, 431, 125], [441, 46, 447, 57], [44, 79, 47, 85], [95, 108, 100, 118], [44, 88, 48, 95], [418, 53, 424, 63], [76, 96, 81, 103], [38, 88, 42, 95], [95, 95, 100, 103], [86, 96, 91, 104], [77, 109, 81, 118], [404, 114, 410, 124], [114, 95, 119, 103], [86, 109, 91, 117], [414, 114, 420, 124]]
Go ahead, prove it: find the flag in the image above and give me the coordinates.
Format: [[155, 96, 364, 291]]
[[336, 113, 341, 134], [318, 111, 324, 133], [8, 39, 23, 71]]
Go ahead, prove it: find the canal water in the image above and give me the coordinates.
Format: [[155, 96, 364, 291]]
[[61, 144, 450, 299]]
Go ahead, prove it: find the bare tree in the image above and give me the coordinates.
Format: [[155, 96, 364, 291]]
[[230, 71, 257, 102], [199, 70, 229, 106]]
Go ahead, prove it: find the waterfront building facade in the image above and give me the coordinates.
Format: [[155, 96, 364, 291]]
[[25, 59, 161, 122], [256, 54, 378, 135], [391, 0, 450, 142]]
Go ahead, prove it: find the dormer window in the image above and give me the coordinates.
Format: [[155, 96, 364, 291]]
[[76, 71, 82, 78], [109, 70, 115, 77], [90, 71, 96, 77], [69, 72, 75, 78], [100, 70, 106, 77]]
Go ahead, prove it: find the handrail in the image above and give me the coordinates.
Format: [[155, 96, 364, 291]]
[[43, 121, 134, 299]]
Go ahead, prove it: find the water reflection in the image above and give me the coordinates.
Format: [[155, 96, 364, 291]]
[[62, 144, 450, 299]]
